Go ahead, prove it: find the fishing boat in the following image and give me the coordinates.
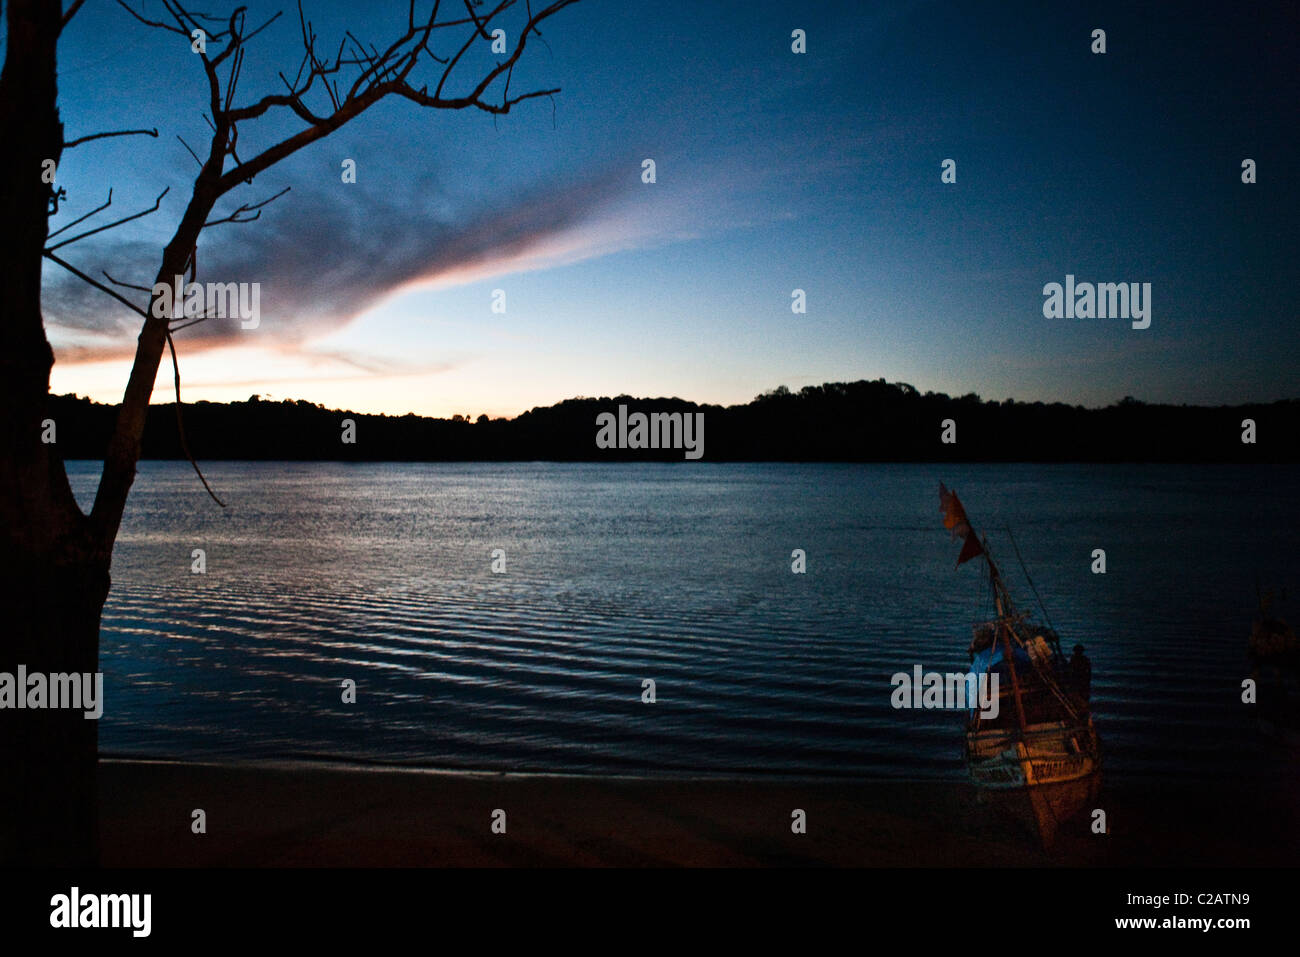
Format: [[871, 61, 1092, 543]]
[[938, 483, 1101, 842]]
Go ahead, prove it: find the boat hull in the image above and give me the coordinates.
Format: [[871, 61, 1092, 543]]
[[965, 719, 1101, 846], [966, 719, 1100, 789]]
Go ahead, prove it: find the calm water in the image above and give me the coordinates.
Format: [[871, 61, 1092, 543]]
[[67, 461, 1298, 783]]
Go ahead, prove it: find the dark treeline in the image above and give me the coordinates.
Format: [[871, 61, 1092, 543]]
[[46, 380, 1298, 463]]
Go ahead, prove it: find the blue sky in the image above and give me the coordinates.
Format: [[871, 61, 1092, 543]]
[[24, 0, 1299, 416]]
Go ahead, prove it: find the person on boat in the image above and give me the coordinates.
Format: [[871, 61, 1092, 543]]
[[1069, 644, 1092, 709]]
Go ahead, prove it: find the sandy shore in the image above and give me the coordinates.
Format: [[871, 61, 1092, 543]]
[[96, 758, 1296, 867]]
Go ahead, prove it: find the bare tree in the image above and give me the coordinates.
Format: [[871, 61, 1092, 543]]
[[0, 0, 579, 865]]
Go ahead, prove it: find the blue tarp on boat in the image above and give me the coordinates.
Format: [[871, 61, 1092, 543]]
[[969, 643, 1035, 715]]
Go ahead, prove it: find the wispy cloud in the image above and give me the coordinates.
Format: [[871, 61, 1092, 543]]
[[44, 164, 639, 361]]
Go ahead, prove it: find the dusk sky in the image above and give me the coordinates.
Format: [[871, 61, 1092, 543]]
[[30, 0, 1298, 418]]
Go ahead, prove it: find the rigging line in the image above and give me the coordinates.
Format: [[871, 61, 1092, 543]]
[[1003, 525, 1057, 641], [995, 612, 1081, 723], [1006, 621, 1081, 722]]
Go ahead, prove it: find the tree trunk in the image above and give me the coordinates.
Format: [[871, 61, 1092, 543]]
[[0, 0, 107, 866], [0, 561, 108, 865]]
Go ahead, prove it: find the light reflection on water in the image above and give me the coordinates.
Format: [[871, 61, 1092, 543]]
[[66, 460, 1298, 783]]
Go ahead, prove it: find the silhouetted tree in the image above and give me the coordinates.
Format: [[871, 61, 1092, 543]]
[[0, 0, 579, 864]]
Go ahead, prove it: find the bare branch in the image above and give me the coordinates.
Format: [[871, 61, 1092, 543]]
[[217, 92, 374, 192], [42, 250, 151, 319], [47, 249, 227, 510], [241, 9, 283, 44], [165, 331, 227, 508], [176, 134, 205, 168], [208, 7, 247, 70], [203, 184, 290, 227], [47, 188, 113, 240], [166, 316, 210, 332], [224, 46, 245, 110], [46, 187, 170, 251], [103, 270, 155, 294], [456, 0, 576, 110], [432, 1, 509, 102], [64, 127, 159, 149], [92, 0, 582, 544], [62, 0, 89, 31], [115, 0, 190, 36], [462, 0, 495, 41], [116, 0, 236, 40]]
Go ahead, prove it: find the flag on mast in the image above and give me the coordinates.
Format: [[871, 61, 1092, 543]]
[[938, 483, 985, 566]]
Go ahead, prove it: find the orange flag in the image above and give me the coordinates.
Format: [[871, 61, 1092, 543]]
[[938, 483, 985, 566]]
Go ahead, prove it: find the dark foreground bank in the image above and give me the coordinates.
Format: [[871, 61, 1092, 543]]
[[97, 759, 1296, 867]]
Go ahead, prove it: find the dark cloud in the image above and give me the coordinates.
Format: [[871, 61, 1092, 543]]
[[44, 164, 629, 355]]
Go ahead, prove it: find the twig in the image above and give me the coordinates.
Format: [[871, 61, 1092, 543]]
[[42, 250, 150, 318], [46, 187, 170, 251], [62, 0, 88, 30], [103, 269, 154, 293], [203, 185, 290, 226], [47, 188, 113, 239], [177, 134, 205, 168], [165, 331, 227, 507], [64, 127, 159, 149], [45, 251, 227, 509]]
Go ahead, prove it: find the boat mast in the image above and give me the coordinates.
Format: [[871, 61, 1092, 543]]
[[999, 616, 1030, 733], [980, 536, 1017, 623], [939, 484, 1033, 733], [982, 537, 1029, 733], [985, 530, 1082, 722], [941, 484, 1083, 731]]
